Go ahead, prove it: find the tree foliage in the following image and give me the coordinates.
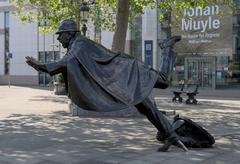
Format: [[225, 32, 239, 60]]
[[10, 0, 234, 52], [10, 0, 83, 32], [10, 0, 233, 33]]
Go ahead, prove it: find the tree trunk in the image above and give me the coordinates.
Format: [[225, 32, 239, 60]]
[[111, 0, 130, 53]]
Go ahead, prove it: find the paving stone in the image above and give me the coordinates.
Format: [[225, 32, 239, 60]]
[[33, 150, 82, 164], [135, 153, 170, 163], [0, 160, 16, 164], [0, 153, 40, 164], [34, 160, 65, 164], [160, 158, 193, 164], [121, 159, 155, 164], [92, 154, 129, 163], [77, 159, 113, 164], [113, 151, 144, 159]]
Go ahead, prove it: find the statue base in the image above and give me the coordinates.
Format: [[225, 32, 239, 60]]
[[69, 101, 144, 118]]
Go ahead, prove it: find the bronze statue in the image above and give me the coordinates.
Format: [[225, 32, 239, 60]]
[[26, 20, 188, 152]]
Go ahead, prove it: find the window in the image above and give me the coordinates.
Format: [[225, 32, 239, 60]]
[[4, 12, 9, 28], [38, 51, 60, 86]]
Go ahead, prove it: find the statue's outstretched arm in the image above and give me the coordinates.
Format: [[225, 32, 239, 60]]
[[44, 55, 69, 76], [26, 55, 69, 76], [25, 56, 48, 73]]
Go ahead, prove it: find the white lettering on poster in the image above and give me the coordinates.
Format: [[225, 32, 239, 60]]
[[173, 4, 232, 55], [181, 5, 220, 33], [181, 33, 220, 44]]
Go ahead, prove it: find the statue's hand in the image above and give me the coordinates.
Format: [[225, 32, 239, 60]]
[[25, 56, 47, 72]]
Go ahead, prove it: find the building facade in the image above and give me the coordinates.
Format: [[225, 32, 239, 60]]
[[140, 3, 240, 89], [0, 0, 121, 86], [0, 0, 62, 86], [169, 3, 240, 89]]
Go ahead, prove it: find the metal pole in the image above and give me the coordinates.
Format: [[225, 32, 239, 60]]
[[8, 58, 10, 88], [43, 23, 46, 85]]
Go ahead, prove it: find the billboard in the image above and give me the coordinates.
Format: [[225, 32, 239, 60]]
[[172, 5, 232, 56]]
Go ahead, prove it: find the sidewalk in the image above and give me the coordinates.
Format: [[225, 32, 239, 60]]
[[0, 85, 239, 164], [152, 87, 240, 99]]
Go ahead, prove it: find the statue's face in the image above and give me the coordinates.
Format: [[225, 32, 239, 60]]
[[57, 32, 73, 48]]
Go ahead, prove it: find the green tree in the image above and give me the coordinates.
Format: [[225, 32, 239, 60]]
[[10, 0, 233, 53]]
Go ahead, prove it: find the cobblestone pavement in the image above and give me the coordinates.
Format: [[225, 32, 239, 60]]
[[0, 86, 239, 164]]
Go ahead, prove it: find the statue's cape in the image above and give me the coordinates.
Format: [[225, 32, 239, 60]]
[[47, 36, 159, 112]]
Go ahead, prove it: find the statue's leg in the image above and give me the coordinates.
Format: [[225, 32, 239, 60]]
[[159, 49, 176, 81], [154, 50, 177, 89], [135, 97, 188, 152], [135, 97, 173, 139], [154, 72, 169, 89]]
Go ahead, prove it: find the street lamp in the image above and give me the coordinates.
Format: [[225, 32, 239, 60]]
[[79, 2, 90, 36]]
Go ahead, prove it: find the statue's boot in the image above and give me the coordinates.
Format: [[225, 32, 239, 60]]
[[158, 133, 189, 152], [157, 115, 188, 152], [159, 36, 182, 49], [135, 98, 188, 152], [154, 50, 177, 89], [154, 44, 178, 89], [158, 36, 182, 80], [159, 48, 176, 79]]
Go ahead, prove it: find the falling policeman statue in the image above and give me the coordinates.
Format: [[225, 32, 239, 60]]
[[26, 20, 188, 152]]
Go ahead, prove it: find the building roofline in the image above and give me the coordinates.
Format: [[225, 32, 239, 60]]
[[0, 5, 17, 12]]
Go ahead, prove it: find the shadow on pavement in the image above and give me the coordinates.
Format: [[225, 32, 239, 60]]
[[0, 110, 239, 163], [0, 111, 159, 163]]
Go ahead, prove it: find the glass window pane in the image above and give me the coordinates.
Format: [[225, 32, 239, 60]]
[[45, 74, 52, 85], [4, 12, 9, 28], [39, 52, 45, 63], [39, 73, 44, 85], [38, 51, 60, 86], [46, 51, 54, 62], [54, 52, 60, 60]]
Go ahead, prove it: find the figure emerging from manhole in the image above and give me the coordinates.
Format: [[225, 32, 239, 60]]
[[26, 20, 214, 152]]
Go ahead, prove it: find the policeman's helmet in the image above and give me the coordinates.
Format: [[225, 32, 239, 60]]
[[56, 20, 79, 34]]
